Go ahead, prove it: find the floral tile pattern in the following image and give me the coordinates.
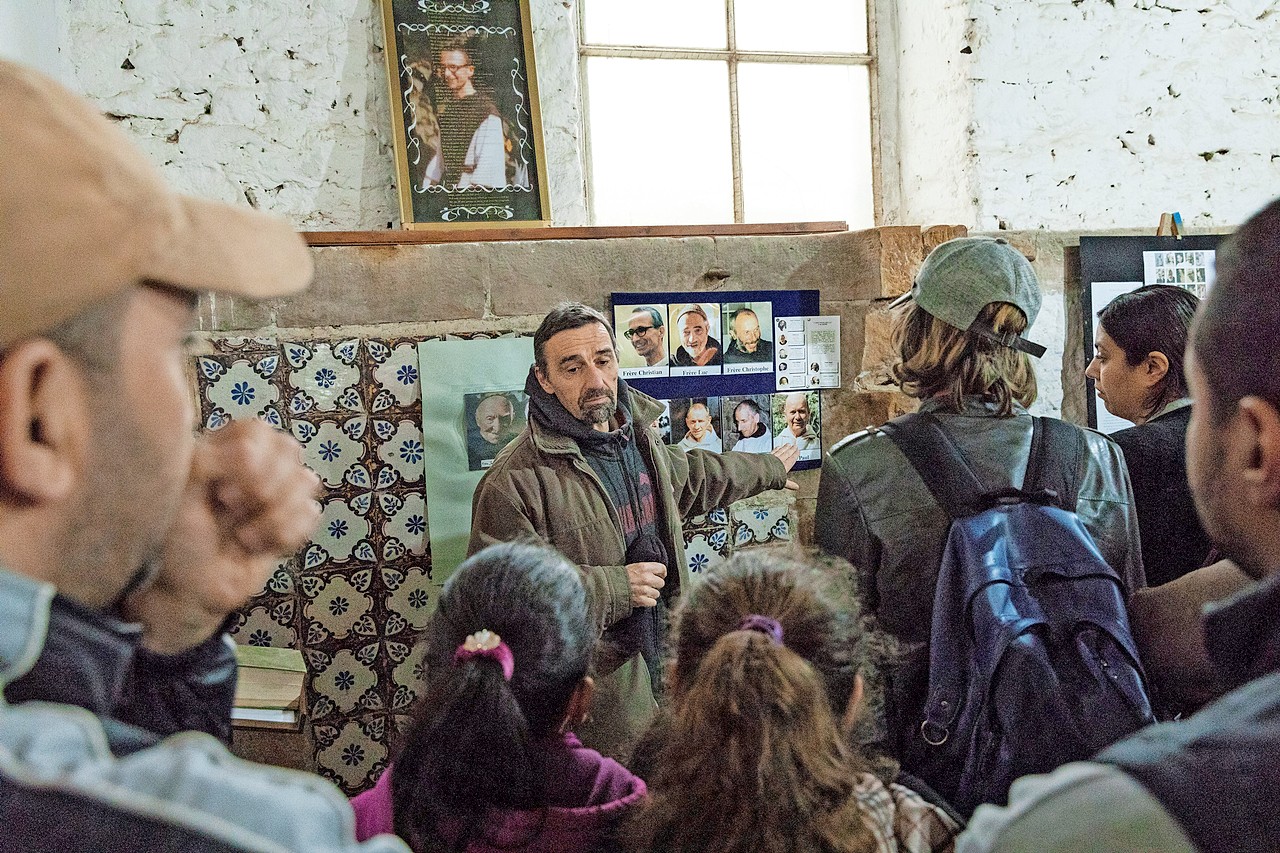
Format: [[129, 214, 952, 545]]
[[199, 330, 790, 795]]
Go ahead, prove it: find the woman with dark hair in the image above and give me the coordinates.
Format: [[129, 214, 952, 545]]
[[351, 542, 645, 852], [625, 549, 960, 853], [1087, 285, 1213, 585]]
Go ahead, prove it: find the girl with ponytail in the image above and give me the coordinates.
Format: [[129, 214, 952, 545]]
[[351, 541, 646, 852], [626, 549, 959, 853]]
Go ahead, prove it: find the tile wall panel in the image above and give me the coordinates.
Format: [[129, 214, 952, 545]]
[[198, 331, 790, 794]]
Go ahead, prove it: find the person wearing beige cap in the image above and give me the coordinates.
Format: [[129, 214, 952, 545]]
[[815, 236, 1144, 808], [0, 60, 406, 851]]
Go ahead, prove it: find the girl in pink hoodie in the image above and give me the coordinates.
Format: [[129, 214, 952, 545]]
[[351, 542, 646, 852]]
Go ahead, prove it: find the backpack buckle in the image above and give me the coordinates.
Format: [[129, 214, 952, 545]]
[[921, 720, 949, 746]]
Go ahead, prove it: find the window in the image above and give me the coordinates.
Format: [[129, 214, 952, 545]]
[[579, 1, 875, 228]]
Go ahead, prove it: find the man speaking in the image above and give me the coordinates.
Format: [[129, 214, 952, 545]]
[[469, 302, 797, 757]]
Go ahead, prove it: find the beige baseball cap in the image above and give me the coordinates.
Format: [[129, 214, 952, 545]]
[[0, 59, 313, 348]]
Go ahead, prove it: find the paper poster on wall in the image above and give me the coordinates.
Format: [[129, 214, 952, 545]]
[[774, 316, 841, 391], [1143, 249, 1215, 295], [419, 336, 534, 581]]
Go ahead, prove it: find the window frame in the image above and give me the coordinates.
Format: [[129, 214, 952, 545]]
[[576, 0, 879, 226]]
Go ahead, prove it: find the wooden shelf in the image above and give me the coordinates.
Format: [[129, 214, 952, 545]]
[[302, 221, 848, 247]]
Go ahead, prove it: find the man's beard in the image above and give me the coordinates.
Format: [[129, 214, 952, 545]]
[[579, 389, 616, 425]]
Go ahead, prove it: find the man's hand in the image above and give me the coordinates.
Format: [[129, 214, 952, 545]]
[[770, 442, 801, 488], [122, 420, 322, 654], [627, 561, 667, 608], [771, 442, 800, 471]]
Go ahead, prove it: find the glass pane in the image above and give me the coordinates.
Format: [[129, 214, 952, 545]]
[[735, 0, 868, 54], [587, 57, 734, 225], [583, 0, 727, 49], [737, 63, 873, 228]]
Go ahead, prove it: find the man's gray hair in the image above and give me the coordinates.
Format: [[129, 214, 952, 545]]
[[534, 301, 615, 371]]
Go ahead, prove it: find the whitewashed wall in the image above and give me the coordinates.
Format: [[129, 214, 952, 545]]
[[964, 0, 1280, 231], [41, 0, 1280, 412]]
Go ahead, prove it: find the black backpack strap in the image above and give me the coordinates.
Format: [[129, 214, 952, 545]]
[[879, 412, 987, 519], [1023, 417, 1086, 510]]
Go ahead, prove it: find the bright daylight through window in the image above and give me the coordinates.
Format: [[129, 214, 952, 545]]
[[580, 0, 874, 228]]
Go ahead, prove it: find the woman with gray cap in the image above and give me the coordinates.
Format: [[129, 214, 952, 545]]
[[815, 237, 1144, 810]]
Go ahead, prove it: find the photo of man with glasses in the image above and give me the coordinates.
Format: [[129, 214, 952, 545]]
[[616, 304, 671, 378]]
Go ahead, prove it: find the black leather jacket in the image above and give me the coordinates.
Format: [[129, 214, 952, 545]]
[[3, 592, 237, 755], [816, 396, 1145, 750]]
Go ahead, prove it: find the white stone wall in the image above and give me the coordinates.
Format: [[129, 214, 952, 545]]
[[966, 0, 1280, 231], [47, 0, 1279, 413], [58, 0, 588, 228]]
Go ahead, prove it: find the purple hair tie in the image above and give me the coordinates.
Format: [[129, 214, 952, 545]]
[[737, 614, 784, 646], [454, 629, 515, 681]]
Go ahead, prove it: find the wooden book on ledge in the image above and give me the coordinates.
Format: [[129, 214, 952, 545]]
[[231, 645, 307, 731]]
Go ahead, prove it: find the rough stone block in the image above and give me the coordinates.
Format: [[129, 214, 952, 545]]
[[923, 224, 968, 255], [822, 385, 916, 443], [876, 226, 930, 300], [859, 305, 898, 387]]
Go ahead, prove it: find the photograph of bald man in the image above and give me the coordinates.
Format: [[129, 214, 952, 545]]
[[675, 399, 722, 453], [670, 303, 722, 373], [723, 304, 775, 373], [617, 304, 670, 377], [773, 391, 821, 461], [466, 390, 524, 470]]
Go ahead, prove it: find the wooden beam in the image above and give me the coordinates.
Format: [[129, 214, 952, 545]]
[[302, 222, 849, 247]]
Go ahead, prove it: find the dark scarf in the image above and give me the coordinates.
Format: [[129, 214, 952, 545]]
[[525, 368, 669, 692]]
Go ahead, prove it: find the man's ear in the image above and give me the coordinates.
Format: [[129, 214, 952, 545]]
[[534, 363, 555, 395], [0, 340, 91, 503], [1238, 396, 1280, 509]]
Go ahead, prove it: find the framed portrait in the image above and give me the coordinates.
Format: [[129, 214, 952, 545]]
[[380, 0, 550, 228]]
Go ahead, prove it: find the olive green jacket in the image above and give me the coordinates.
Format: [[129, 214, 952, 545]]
[[468, 387, 787, 758]]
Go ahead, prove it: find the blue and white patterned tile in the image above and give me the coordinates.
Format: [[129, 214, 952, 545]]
[[380, 492, 428, 560], [230, 601, 296, 649], [369, 341, 422, 412], [307, 496, 375, 567], [301, 572, 376, 642], [292, 417, 369, 489], [384, 565, 437, 633], [314, 716, 389, 793], [685, 506, 730, 532], [375, 419, 426, 485], [683, 530, 729, 579], [285, 340, 363, 415], [311, 648, 380, 717], [731, 502, 793, 548], [199, 354, 285, 430]]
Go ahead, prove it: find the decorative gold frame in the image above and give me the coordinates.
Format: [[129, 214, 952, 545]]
[[379, 0, 551, 229]]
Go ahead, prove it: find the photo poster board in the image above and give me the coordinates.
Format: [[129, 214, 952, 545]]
[[1080, 235, 1223, 433], [419, 336, 534, 582], [611, 289, 827, 470]]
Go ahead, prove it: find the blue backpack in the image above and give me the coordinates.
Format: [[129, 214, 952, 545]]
[[881, 412, 1155, 816]]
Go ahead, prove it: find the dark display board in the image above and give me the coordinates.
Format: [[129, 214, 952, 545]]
[[1079, 235, 1224, 431]]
